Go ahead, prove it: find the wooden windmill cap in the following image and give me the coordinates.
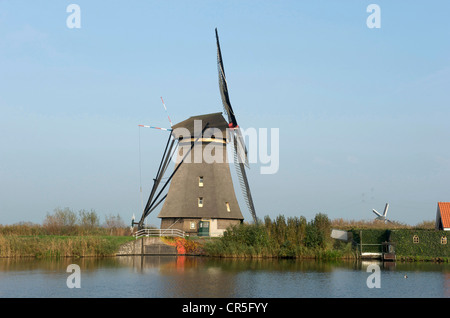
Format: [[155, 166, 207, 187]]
[[171, 112, 229, 139]]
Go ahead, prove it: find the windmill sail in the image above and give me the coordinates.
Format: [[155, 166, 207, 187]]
[[137, 123, 210, 229], [232, 134, 258, 223], [216, 28, 237, 127], [215, 28, 249, 167], [216, 28, 257, 223], [372, 209, 382, 217], [137, 133, 176, 229]]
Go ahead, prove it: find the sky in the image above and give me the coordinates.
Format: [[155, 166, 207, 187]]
[[1, 1, 450, 226]]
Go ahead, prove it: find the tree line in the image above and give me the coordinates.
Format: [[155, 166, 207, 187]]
[[0, 207, 129, 236]]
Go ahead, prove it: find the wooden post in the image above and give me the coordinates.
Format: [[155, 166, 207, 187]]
[[360, 230, 363, 256]]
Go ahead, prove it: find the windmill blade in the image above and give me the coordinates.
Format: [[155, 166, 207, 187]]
[[383, 203, 389, 217], [139, 133, 177, 227], [372, 209, 382, 217], [215, 28, 238, 128], [232, 133, 258, 224], [215, 28, 255, 222], [137, 122, 211, 229], [232, 126, 249, 167], [216, 28, 249, 167], [160, 96, 173, 128], [138, 124, 172, 131]]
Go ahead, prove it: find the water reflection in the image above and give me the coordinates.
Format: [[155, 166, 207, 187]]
[[446, 273, 450, 298], [0, 257, 120, 273], [0, 256, 449, 298], [118, 256, 358, 273]]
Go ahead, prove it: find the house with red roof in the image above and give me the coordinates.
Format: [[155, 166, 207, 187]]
[[436, 202, 450, 231]]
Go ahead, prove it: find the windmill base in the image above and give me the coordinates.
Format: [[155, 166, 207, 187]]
[[160, 218, 242, 237]]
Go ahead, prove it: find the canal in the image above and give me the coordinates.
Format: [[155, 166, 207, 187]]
[[1, 256, 449, 298]]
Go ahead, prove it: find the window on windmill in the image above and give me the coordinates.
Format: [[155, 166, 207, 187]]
[[199, 176, 204, 187], [190, 222, 196, 230], [226, 202, 231, 212], [441, 236, 447, 245], [413, 235, 419, 244], [198, 197, 203, 207]]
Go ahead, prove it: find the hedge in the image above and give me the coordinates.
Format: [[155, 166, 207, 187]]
[[349, 229, 390, 253], [390, 229, 449, 258], [348, 229, 449, 258]]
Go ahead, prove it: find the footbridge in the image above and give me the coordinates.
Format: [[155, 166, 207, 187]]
[[117, 229, 185, 256]]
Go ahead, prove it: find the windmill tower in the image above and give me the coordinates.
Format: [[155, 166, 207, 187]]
[[135, 29, 258, 236]]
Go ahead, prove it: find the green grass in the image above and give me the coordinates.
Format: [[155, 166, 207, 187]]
[[0, 235, 135, 258]]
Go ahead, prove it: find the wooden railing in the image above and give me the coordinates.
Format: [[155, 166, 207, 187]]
[[135, 228, 185, 239]]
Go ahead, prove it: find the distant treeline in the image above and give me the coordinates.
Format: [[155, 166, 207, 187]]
[[0, 207, 129, 236]]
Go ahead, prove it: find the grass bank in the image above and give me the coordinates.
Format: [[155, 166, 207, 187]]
[[0, 235, 135, 258]]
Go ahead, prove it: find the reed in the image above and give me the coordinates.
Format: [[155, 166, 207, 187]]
[[0, 235, 135, 258], [203, 214, 356, 259], [329, 218, 429, 230]]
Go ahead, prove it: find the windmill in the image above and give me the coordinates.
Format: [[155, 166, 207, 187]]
[[372, 203, 391, 223], [133, 28, 258, 236]]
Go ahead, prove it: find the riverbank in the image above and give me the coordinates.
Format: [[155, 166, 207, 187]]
[[0, 235, 134, 258], [1, 233, 448, 262], [1, 211, 447, 261], [194, 217, 449, 261]]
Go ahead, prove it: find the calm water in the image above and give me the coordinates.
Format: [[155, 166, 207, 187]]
[[0, 256, 449, 298]]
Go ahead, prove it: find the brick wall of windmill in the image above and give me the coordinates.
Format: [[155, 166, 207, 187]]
[[161, 218, 241, 236]]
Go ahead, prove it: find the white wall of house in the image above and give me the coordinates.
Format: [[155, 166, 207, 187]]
[[435, 208, 450, 231], [209, 219, 225, 237]]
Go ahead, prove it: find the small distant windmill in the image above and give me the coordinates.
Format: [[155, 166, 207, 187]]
[[372, 203, 392, 223]]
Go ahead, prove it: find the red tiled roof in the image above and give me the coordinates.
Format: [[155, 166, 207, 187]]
[[438, 202, 450, 229]]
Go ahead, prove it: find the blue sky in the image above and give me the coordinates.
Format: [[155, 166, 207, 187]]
[[1, 1, 449, 226]]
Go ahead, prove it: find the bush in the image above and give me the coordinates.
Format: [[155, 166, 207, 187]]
[[43, 207, 78, 235], [203, 213, 346, 259], [304, 214, 331, 249]]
